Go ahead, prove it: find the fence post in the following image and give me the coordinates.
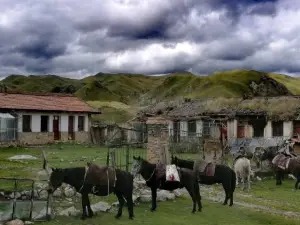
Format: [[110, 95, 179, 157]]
[[126, 145, 130, 172]]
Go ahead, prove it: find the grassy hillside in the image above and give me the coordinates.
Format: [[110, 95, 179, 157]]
[[1, 69, 300, 123]]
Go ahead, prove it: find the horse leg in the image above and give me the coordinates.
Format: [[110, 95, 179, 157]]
[[150, 186, 157, 212], [86, 196, 94, 218], [186, 186, 197, 213], [115, 191, 125, 219], [221, 182, 229, 205], [195, 183, 202, 212], [81, 193, 89, 220], [247, 173, 251, 191], [124, 193, 134, 219], [275, 171, 281, 185]]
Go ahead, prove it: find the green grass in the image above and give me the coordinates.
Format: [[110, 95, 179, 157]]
[[41, 197, 299, 225]]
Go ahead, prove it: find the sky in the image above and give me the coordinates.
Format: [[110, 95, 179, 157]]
[[0, 0, 300, 78]]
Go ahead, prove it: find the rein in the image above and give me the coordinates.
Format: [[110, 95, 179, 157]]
[[144, 167, 156, 182]]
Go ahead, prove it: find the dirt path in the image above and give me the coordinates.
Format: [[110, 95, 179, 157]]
[[181, 185, 300, 218]]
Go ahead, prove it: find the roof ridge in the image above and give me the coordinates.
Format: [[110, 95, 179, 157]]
[[0, 90, 75, 97]]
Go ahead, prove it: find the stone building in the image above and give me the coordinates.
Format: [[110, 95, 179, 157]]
[[0, 92, 100, 145], [136, 96, 300, 158]]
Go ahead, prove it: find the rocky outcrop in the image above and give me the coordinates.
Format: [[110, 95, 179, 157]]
[[248, 74, 292, 97]]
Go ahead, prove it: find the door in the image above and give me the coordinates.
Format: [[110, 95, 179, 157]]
[[68, 116, 75, 140], [53, 116, 60, 140]]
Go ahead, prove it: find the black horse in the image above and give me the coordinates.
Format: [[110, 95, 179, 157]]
[[131, 156, 202, 213], [171, 156, 236, 206], [47, 163, 134, 220]]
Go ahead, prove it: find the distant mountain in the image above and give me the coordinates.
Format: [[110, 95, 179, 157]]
[[1, 69, 299, 122]]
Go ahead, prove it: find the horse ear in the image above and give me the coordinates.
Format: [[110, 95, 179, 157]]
[[138, 156, 141, 160], [133, 156, 137, 160]]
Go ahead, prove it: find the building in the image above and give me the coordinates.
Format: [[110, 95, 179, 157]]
[[136, 96, 300, 153], [0, 92, 100, 145]]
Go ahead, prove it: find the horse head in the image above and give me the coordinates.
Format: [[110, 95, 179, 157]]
[[131, 156, 143, 177], [170, 156, 178, 165], [47, 168, 65, 194]]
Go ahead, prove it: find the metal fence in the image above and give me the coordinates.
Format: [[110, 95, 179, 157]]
[[105, 126, 147, 172], [0, 178, 52, 223], [0, 114, 18, 142]]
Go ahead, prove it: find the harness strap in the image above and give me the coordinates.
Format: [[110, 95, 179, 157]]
[[79, 166, 89, 192]]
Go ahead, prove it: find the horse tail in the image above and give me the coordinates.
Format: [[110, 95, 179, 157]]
[[231, 169, 236, 193]]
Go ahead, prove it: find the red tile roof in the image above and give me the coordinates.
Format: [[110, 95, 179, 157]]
[[0, 93, 100, 113]]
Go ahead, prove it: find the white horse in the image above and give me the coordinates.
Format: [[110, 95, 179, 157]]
[[233, 157, 253, 191]]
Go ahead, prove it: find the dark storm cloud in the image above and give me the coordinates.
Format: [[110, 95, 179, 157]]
[[0, 0, 299, 77]]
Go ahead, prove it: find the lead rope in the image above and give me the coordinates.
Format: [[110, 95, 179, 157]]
[[79, 166, 89, 192]]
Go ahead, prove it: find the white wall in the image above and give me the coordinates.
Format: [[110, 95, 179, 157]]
[[264, 121, 272, 138], [196, 120, 203, 137], [16, 112, 89, 133], [283, 121, 293, 137], [180, 121, 188, 136]]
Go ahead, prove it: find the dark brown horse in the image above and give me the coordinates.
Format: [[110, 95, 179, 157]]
[[47, 162, 134, 220], [131, 156, 202, 213]]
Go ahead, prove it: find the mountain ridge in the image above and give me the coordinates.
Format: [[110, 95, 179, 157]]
[[2, 69, 300, 123]]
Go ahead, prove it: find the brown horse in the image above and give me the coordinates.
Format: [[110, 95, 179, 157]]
[[47, 162, 134, 220]]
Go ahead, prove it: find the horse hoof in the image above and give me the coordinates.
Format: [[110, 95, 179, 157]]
[[150, 208, 156, 212], [115, 215, 121, 219], [129, 216, 134, 220], [198, 209, 202, 212], [81, 216, 86, 220]]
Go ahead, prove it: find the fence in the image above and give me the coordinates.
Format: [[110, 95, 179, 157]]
[[105, 126, 148, 172], [0, 113, 18, 142], [0, 178, 52, 223]]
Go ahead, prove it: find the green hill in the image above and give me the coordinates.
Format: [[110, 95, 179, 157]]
[[1, 69, 300, 123]]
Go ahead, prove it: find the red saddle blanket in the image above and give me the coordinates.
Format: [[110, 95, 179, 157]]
[[272, 154, 291, 170]]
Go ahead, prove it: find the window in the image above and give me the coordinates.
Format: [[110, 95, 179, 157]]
[[22, 115, 31, 132], [272, 121, 283, 137], [293, 121, 300, 138], [40, 115, 49, 132], [78, 116, 85, 131], [253, 127, 264, 137], [203, 120, 211, 137], [188, 120, 196, 136]]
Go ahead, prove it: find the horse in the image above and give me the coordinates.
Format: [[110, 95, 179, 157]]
[[171, 156, 236, 206], [131, 156, 202, 213], [47, 162, 134, 220], [257, 139, 300, 187], [233, 156, 252, 191]]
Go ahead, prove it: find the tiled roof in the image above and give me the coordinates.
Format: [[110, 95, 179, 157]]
[[0, 93, 99, 113]]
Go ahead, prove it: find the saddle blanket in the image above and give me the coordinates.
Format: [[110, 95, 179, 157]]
[[166, 164, 180, 182], [193, 159, 216, 177], [272, 154, 291, 170]]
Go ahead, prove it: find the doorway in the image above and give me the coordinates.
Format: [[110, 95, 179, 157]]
[[53, 116, 60, 140], [68, 116, 75, 140]]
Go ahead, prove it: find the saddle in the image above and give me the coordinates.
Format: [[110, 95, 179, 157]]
[[84, 163, 117, 187], [271, 154, 291, 170], [193, 159, 216, 177]]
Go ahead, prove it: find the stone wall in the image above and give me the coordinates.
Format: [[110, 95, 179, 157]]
[[75, 131, 90, 143], [18, 132, 55, 145], [146, 117, 171, 164], [15, 131, 91, 146]]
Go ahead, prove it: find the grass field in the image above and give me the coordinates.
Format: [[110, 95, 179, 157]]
[[0, 143, 300, 224]]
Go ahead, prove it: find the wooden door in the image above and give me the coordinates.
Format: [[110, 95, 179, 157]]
[[237, 125, 245, 138], [53, 116, 60, 140], [68, 116, 75, 140]]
